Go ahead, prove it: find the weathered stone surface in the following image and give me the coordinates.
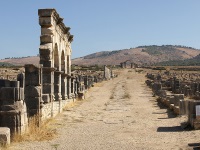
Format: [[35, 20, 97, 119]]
[[42, 94, 50, 103], [10, 81, 19, 88], [17, 73, 25, 88], [41, 27, 53, 35], [39, 43, 52, 50], [0, 127, 10, 145], [40, 35, 53, 43], [25, 65, 41, 86], [0, 80, 10, 88], [25, 97, 40, 109], [38, 9, 55, 17], [40, 60, 52, 68], [25, 86, 41, 98], [39, 17, 53, 27]]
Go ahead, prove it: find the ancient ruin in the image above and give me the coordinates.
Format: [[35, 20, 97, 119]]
[[120, 60, 137, 69], [0, 9, 114, 145], [145, 68, 200, 129]]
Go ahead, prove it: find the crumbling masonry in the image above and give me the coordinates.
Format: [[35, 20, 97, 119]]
[[0, 9, 114, 145], [146, 71, 200, 129]]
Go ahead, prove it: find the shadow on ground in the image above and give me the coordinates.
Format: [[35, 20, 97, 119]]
[[157, 126, 183, 132], [188, 143, 200, 150]]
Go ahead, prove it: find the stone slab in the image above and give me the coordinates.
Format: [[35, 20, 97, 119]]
[[0, 127, 10, 145]]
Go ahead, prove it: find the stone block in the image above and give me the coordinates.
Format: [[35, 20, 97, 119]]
[[25, 86, 41, 98], [40, 60, 52, 67], [38, 9, 54, 17], [43, 84, 53, 94], [0, 80, 10, 87], [25, 97, 40, 109], [42, 94, 50, 103], [43, 73, 53, 83], [25, 74, 40, 86], [174, 94, 184, 106], [0, 127, 10, 145], [40, 49, 52, 61], [179, 100, 186, 115], [168, 96, 175, 104], [20, 88, 24, 100], [54, 84, 59, 93], [10, 81, 20, 88], [40, 35, 53, 43], [39, 43, 52, 50], [41, 27, 53, 35], [0, 87, 15, 102], [15, 88, 20, 101], [17, 73, 25, 88], [188, 100, 200, 128], [39, 17, 53, 27], [25, 65, 41, 86], [158, 90, 166, 98]]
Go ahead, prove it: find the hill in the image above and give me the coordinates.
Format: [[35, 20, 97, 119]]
[[155, 53, 200, 66], [0, 56, 39, 66], [72, 45, 200, 66], [0, 45, 199, 66]]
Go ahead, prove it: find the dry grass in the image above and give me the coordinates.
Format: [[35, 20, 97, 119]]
[[110, 87, 115, 99], [122, 93, 131, 99], [63, 101, 76, 111], [93, 81, 104, 87], [12, 115, 57, 143], [0, 141, 9, 150], [110, 95, 114, 99]]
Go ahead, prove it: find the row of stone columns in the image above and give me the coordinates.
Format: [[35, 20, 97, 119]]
[[38, 9, 73, 102]]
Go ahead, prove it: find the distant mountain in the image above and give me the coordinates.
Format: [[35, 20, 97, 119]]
[[0, 56, 39, 66], [72, 45, 200, 66], [0, 45, 199, 66], [156, 53, 200, 66]]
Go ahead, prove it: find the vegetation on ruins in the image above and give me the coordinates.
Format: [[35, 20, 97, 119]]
[[12, 115, 57, 142]]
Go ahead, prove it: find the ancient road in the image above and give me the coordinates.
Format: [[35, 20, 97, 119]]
[[10, 69, 200, 150]]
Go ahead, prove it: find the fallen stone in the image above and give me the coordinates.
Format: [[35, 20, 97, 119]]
[[0, 127, 10, 145]]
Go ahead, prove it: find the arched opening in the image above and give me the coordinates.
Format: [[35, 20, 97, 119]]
[[61, 51, 65, 71], [53, 43, 62, 101], [61, 50, 67, 100], [54, 43, 59, 70]]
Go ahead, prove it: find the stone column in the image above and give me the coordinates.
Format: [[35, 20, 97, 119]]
[[131, 63, 133, 68], [61, 74, 68, 100], [71, 77, 75, 98], [124, 62, 127, 68], [42, 68, 55, 102], [54, 71, 62, 101], [38, 9, 55, 102], [67, 77, 71, 99], [84, 76, 88, 89]]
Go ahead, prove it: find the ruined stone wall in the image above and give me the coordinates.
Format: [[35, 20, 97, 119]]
[[39, 9, 73, 102], [145, 70, 200, 130], [0, 9, 115, 142], [0, 73, 28, 135]]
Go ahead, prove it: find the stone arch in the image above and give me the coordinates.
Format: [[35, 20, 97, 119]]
[[53, 43, 59, 70], [39, 9, 74, 101], [61, 50, 65, 71]]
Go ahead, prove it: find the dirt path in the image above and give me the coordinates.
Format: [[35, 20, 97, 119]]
[[9, 69, 200, 150]]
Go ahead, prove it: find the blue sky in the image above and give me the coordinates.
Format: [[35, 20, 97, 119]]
[[0, 0, 200, 59]]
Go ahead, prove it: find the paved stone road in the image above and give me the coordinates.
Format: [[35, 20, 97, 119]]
[[9, 69, 200, 150]]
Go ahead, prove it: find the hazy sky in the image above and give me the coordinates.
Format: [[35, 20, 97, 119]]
[[0, 0, 200, 59]]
